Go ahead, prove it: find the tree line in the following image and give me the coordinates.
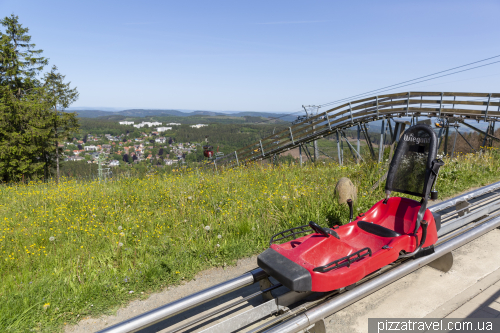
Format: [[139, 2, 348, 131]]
[[0, 14, 79, 183]]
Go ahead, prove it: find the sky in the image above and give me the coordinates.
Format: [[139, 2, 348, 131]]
[[1, 0, 499, 112]]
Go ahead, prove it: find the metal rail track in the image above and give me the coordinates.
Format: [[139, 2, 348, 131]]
[[98, 181, 500, 333], [211, 92, 500, 168]]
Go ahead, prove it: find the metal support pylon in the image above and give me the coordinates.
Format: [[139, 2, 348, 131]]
[[299, 145, 303, 167], [302, 105, 321, 162], [444, 120, 450, 156], [378, 119, 385, 163], [481, 121, 490, 151], [362, 123, 376, 160], [490, 121, 496, 148], [451, 122, 459, 159], [357, 125, 361, 164], [336, 130, 342, 166], [437, 124, 445, 153]]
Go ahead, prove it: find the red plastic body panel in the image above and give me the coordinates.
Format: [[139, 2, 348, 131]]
[[204, 150, 214, 158], [270, 197, 438, 292]]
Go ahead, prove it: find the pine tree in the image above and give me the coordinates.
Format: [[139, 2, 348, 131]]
[[0, 86, 50, 181], [42, 66, 79, 183], [0, 14, 47, 93], [0, 15, 50, 181], [0, 14, 79, 182]]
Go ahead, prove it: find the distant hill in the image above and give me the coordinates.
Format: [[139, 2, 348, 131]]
[[64, 109, 298, 122]]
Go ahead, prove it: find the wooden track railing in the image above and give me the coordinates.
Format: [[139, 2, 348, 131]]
[[211, 92, 500, 168]]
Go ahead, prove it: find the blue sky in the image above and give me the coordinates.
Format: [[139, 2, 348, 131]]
[[2, 0, 499, 112]]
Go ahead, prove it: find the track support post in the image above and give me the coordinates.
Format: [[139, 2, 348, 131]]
[[336, 130, 342, 166], [490, 121, 496, 147], [289, 127, 295, 145], [482, 122, 491, 151], [378, 119, 385, 163], [406, 92, 410, 116], [485, 93, 492, 120], [444, 121, 450, 156], [325, 112, 332, 130], [362, 124, 376, 160], [342, 131, 363, 163], [392, 122, 400, 145], [451, 124, 459, 159], [299, 144, 303, 166], [357, 125, 361, 163], [439, 92, 444, 118]]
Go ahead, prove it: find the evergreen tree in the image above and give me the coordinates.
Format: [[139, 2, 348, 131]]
[[0, 86, 49, 181], [0, 15, 49, 181], [41, 66, 79, 183], [0, 14, 79, 182], [0, 14, 47, 93]]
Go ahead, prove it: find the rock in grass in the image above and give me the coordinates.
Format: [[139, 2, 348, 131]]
[[334, 177, 357, 204]]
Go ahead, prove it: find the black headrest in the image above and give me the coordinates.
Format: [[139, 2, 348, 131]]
[[385, 124, 438, 198]]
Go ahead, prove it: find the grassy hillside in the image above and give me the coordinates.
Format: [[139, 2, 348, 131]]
[[1, 149, 500, 331]]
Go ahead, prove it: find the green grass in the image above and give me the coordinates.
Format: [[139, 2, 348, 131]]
[[1, 149, 500, 332]]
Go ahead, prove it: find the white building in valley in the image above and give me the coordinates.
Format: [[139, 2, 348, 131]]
[[157, 127, 172, 132], [189, 124, 208, 129], [155, 137, 167, 143], [119, 121, 134, 125], [133, 121, 162, 128]]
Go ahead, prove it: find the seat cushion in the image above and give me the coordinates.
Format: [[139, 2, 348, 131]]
[[357, 221, 402, 238]]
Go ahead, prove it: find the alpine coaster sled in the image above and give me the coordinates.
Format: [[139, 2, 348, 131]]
[[258, 124, 444, 292]]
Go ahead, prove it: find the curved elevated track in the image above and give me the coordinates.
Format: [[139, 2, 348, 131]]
[[213, 92, 500, 168]]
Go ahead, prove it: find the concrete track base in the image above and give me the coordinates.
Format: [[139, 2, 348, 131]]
[[324, 229, 500, 333]]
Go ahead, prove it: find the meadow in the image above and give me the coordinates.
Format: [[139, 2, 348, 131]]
[[1, 149, 500, 332]]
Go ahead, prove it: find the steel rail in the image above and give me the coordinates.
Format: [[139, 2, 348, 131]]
[[167, 283, 282, 333], [97, 269, 267, 333], [263, 213, 500, 333], [438, 191, 500, 219], [429, 180, 500, 213]]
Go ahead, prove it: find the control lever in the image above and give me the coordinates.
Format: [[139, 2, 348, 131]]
[[347, 199, 354, 223], [309, 221, 340, 239]]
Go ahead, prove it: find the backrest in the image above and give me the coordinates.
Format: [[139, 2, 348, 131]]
[[385, 124, 438, 199]]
